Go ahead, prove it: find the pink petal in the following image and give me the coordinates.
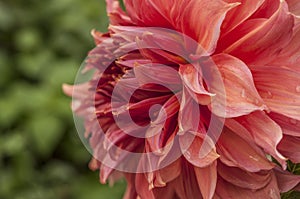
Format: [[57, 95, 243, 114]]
[[221, 0, 265, 34], [216, 171, 281, 199], [123, 0, 173, 27], [106, 0, 132, 25], [287, 0, 300, 16], [274, 167, 300, 193], [174, 162, 202, 199], [134, 63, 181, 91], [179, 64, 214, 105], [206, 53, 266, 118], [179, 132, 219, 168], [179, 0, 239, 55], [123, 173, 138, 199], [251, 66, 300, 120], [178, 88, 205, 132], [135, 172, 156, 199], [269, 23, 300, 71], [269, 112, 300, 137], [153, 158, 182, 187], [217, 127, 274, 172], [224, 1, 294, 65], [234, 111, 287, 168], [278, 135, 300, 163], [218, 162, 272, 190], [194, 161, 217, 199]]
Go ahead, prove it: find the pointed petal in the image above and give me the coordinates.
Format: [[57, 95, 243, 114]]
[[106, 0, 132, 25], [217, 127, 274, 172], [178, 88, 205, 132], [206, 54, 266, 118], [123, 173, 138, 199], [287, 0, 300, 16], [194, 161, 217, 199], [123, 0, 173, 27], [134, 63, 181, 91], [221, 0, 265, 34], [216, 172, 281, 199], [235, 111, 287, 168], [278, 135, 300, 163], [224, 1, 294, 65], [218, 162, 272, 190], [252, 66, 300, 120], [180, 132, 219, 168], [274, 167, 300, 193], [179, 64, 214, 105], [269, 23, 300, 70], [269, 112, 300, 137], [179, 0, 239, 55], [135, 172, 156, 199]]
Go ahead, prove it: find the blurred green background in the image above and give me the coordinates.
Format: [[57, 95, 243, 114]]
[[0, 0, 125, 198]]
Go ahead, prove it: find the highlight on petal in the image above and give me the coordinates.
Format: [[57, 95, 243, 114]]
[[179, 0, 239, 55], [179, 64, 214, 105], [278, 135, 300, 163], [179, 132, 219, 168], [217, 127, 274, 172], [224, 1, 294, 64], [274, 167, 300, 193], [218, 162, 272, 190], [286, 0, 300, 16], [251, 66, 300, 120], [204, 53, 266, 118], [106, 0, 132, 25], [221, 0, 265, 34], [234, 111, 287, 168], [216, 171, 281, 198], [194, 161, 217, 199]]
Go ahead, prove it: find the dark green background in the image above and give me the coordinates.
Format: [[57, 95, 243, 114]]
[[0, 0, 125, 198], [0, 0, 299, 198]]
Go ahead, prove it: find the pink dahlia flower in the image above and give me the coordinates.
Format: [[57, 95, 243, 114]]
[[64, 0, 300, 198]]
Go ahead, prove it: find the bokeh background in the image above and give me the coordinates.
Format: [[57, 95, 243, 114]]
[[0, 0, 299, 199], [0, 0, 125, 198]]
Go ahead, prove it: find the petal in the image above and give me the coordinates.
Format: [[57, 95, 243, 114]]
[[146, 94, 180, 153], [217, 127, 274, 172], [278, 135, 300, 163], [287, 0, 300, 16], [123, 173, 138, 199], [274, 167, 300, 193], [205, 53, 266, 118], [269, 112, 300, 137], [194, 161, 217, 199], [179, 0, 239, 55], [251, 66, 300, 120], [134, 63, 181, 91], [221, 0, 265, 34], [216, 172, 281, 199], [135, 172, 156, 199], [218, 162, 272, 190], [234, 111, 287, 168], [106, 0, 133, 25], [174, 162, 202, 199], [123, 0, 173, 27], [178, 88, 205, 132], [179, 64, 214, 105], [179, 132, 219, 168], [224, 1, 294, 65], [269, 23, 300, 70]]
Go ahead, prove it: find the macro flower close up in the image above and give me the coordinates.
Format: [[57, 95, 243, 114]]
[[64, 0, 300, 198]]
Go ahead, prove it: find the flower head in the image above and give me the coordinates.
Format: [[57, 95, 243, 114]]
[[64, 0, 300, 198]]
